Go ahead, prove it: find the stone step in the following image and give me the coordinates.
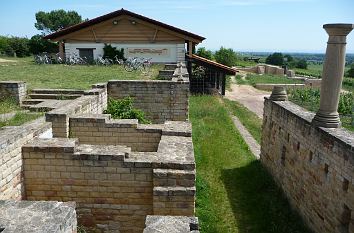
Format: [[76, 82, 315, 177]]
[[21, 105, 55, 112], [21, 99, 44, 105], [31, 89, 85, 95], [153, 169, 195, 187], [164, 64, 177, 70], [158, 70, 175, 80], [28, 94, 82, 100]]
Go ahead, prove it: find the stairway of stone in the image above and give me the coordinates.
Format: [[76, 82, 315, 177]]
[[152, 168, 196, 216], [158, 63, 177, 80], [21, 89, 84, 112]]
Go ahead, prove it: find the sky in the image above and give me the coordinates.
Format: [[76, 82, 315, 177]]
[[0, 0, 353, 53]]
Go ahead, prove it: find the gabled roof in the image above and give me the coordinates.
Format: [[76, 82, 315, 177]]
[[44, 8, 205, 42], [187, 54, 237, 75]]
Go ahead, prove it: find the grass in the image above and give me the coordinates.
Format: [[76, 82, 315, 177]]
[[0, 112, 43, 128], [0, 98, 20, 114], [224, 99, 263, 143], [0, 57, 163, 90], [190, 95, 311, 233], [236, 73, 303, 86]]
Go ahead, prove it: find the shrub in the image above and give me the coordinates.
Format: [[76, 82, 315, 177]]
[[28, 34, 58, 54], [103, 44, 125, 60], [104, 97, 150, 124], [214, 47, 239, 67], [295, 59, 308, 69]]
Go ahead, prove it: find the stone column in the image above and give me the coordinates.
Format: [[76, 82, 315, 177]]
[[312, 24, 354, 128]]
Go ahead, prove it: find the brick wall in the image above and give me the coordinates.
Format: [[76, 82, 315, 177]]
[[107, 79, 189, 124], [69, 115, 161, 152], [0, 117, 50, 200], [261, 98, 354, 233], [0, 81, 27, 104], [46, 84, 107, 138], [23, 125, 195, 233]]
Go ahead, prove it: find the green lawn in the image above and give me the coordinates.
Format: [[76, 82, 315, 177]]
[[224, 98, 263, 143], [236, 73, 303, 86], [190, 95, 311, 233], [0, 57, 162, 90]]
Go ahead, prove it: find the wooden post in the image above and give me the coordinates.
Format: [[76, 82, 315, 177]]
[[221, 73, 226, 95], [188, 41, 193, 56], [59, 41, 65, 59]]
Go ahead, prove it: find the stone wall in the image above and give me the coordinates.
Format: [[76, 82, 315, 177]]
[[23, 119, 195, 233], [0, 117, 50, 200], [0, 81, 26, 104], [261, 98, 354, 233], [107, 78, 189, 124], [46, 84, 107, 138]]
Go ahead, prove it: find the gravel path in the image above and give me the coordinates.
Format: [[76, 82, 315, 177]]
[[225, 84, 270, 119]]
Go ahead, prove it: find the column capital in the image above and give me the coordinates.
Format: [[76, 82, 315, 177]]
[[323, 24, 354, 36]]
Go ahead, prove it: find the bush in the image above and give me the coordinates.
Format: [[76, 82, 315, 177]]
[[214, 47, 239, 67], [295, 59, 308, 69], [104, 97, 150, 124], [196, 47, 214, 60], [347, 63, 354, 78], [103, 44, 125, 60], [28, 34, 58, 54], [266, 52, 284, 66]]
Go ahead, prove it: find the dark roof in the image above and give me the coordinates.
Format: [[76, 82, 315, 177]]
[[187, 54, 237, 74], [44, 8, 205, 42]]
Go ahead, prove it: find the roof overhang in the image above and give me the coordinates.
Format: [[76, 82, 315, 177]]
[[187, 54, 237, 75], [44, 8, 205, 43]]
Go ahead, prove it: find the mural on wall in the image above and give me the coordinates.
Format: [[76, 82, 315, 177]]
[[127, 48, 169, 56]]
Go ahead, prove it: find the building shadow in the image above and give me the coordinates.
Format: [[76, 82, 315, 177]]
[[221, 160, 312, 233]]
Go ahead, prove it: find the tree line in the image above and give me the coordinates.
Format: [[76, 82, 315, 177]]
[[0, 10, 83, 57]]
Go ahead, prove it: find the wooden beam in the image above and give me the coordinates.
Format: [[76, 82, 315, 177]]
[[152, 29, 158, 42], [91, 28, 97, 42]]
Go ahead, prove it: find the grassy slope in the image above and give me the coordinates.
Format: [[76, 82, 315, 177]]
[[190, 95, 311, 233], [0, 112, 43, 128], [224, 99, 263, 143], [0, 57, 162, 90], [0, 98, 20, 114]]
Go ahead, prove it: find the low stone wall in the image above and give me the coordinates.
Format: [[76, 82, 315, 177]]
[[304, 78, 321, 88], [107, 78, 189, 124], [261, 98, 354, 233], [23, 119, 195, 233], [0, 117, 50, 200], [70, 115, 161, 152], [46, 84, 107, 138], [255, 83, 305, 91], [0, 81, 26, 104], [0, 200, 77, 233], [238, 64, 289, 76]]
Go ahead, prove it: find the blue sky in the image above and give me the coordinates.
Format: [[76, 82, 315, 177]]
[[0, 0, 353, 53]]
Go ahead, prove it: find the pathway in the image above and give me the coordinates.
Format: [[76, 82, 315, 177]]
[[225, 84, 270, 119]]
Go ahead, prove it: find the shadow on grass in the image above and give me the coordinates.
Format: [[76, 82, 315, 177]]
[[221, 160, 312, 233]]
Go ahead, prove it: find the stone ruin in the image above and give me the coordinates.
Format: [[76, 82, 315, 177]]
[[0, 63, 199, 232]]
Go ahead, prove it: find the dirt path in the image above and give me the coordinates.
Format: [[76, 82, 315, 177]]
[[225, 84, 270, 119]]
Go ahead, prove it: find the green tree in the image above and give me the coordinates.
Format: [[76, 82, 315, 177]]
[[347, 63, 354, 78], [214, 47, 239, 67], [266, 52, 284, 66], [196, 47, 214, 60], [28, 35, 58, 54], [295, 59, 308, 69], [35, 10, 83, 34]]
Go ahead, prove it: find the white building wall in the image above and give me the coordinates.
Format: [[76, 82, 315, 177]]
[[65, 43, 186, 63]]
